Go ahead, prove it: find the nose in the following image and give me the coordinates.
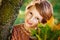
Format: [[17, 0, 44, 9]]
[[30, 17, 38, 23]]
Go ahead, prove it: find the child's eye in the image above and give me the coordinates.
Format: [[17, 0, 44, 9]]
[[36, 18, 39, 20], [29, 12, 32, 15]]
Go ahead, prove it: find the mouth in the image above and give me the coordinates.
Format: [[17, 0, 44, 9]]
[[26, 20, 32, 25]]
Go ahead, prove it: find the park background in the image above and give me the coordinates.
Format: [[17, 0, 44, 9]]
[[14, 0, 60, 25]]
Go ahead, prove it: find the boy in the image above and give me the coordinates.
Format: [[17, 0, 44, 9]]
[[11, 0, 54, 40]]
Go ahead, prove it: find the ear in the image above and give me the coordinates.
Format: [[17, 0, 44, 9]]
[[41, 18, 47, 24]]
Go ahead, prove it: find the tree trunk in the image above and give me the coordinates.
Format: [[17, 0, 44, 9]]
[[0, 0, 23, 40]]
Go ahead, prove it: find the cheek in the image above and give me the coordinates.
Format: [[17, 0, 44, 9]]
[[25, 16, 30, 22], [25, 16, 30, 23], [32, 19, 38, 24], [25, 14, 31, 19]]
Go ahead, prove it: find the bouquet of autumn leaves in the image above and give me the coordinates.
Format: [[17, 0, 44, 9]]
[[30, 23, 60, 40]]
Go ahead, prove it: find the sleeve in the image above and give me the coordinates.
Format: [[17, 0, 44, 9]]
[[11, 27, 18, 40], [11, 26, 22, 40]]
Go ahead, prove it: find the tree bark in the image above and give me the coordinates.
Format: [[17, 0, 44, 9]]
[[0, 0, 23, 40]]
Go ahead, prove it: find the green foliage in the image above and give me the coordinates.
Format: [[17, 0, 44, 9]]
[[49, 0, 60, 23], [30, 24, 60, 40], [20, 0, 32, 11]]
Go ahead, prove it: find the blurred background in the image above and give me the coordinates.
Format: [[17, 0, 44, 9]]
[[14, 0, 60, 25]]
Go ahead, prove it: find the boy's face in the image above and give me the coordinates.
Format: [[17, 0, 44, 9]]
[[25, 6, 43, 29]]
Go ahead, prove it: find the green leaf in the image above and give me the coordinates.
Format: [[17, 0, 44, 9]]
[[30, 23, 60, 40], [30, 28, 37, 36]]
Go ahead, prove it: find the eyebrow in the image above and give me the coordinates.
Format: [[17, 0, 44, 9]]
[[27, 5, 33, 9]]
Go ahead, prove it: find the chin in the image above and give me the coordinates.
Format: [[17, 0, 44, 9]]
[[25, 22, 37, 28], [25, 23, 33, 28], [26, 23, 32, 27]]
